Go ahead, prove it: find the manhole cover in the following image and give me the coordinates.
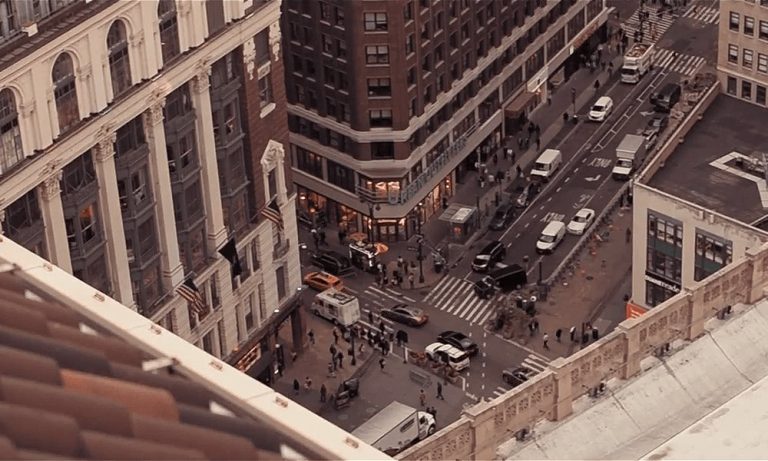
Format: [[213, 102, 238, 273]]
[[586, 276, 594, 281]]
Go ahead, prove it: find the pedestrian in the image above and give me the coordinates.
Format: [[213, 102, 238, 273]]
[[419, 389, 427, 407], [516, 165, 523, 178], [368, 310, 374, 324], [543, 333, 550, 350], [304, 376, 312, 391], [547, 93, 552, 106], [328, 362, 336, 376], [570, 325, 576, 342], [533, 319, 539, 332], [359, 342, 366, 354], [320, 383, 327, 402], [437, 382, 445, 400], [379, 357, 386, 371], [330, 344, 337, 356], [555, 328, 562, 342], [563, 112, 569, 123], [408, 272, 415, 289], [308, 329, 315, 345], [536, 137, 541, 151], [336, 351, 344, 369], [337, 228, 346, 244], [594, 79, 600, 92], [626, 227, 632, 243], [397, 255, 405, 270], [332, 327, 339, 345], [379, 320, 386, 335], [293, 379, 300, 396]]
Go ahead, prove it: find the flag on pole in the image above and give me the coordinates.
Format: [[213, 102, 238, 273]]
[[260, 198, 283, 230], [218, 237, 243, 277], [177, 277, 208, 317]]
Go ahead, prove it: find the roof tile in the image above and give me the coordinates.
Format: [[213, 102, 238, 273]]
[[80, 430, 207, 460], [109, 363, 212, 409], [0, 345, 62, 385], [0, 402, 81, 457], [48, 323, 144, 367]]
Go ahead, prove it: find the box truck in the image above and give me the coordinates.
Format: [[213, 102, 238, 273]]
[[612, 134, 646, 181], [311, 288, 360, 328], [352, 401, 436, 456], [621, 43, 654, 84]]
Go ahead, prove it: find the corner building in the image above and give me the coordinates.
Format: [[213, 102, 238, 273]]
[[284, 0, 609, 241], [717, 0, 768, 106], [0, 0, 303, 383]]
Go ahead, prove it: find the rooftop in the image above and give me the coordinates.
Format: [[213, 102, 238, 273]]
[[647, 94, 768, 225], [0, 236, 388, 460]]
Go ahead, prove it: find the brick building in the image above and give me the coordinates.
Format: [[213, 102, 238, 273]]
[[283, 0, 610, 242]]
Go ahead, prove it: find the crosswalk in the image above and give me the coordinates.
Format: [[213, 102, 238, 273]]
[[621, 6, 675, 41], [653, 48, 706, 77], [423, 276, 496, 325], [681, 4, 719, 24], [491, 354, 550, 398], [345, 285, 416, 309]]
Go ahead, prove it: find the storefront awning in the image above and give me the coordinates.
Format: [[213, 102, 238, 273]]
[[505, 91, 537, 116], [438, 203, 477, 225]]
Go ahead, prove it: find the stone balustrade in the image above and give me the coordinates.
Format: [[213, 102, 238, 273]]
[[399, 240, 768, 460]]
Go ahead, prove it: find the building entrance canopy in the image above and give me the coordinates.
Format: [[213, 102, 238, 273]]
[[439, 203, 477, 224]]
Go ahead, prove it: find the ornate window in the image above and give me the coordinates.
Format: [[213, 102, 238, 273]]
[[158, 0, 180, 64], [0, 88, 23, 174], [2, 189, 46, 257], [52, 53, 79, 133], [107, 20, 131, 98]]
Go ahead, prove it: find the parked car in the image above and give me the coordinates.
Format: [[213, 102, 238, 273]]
[[566, 208, 596, 235], [380, 304, 428, 327], [303, 271, 344, 291], [588, 96, 614, 122], [643, 113, 669, 139], [471, 240, 506, 272], [650, 83, 681, 113], [437, 331, 479, 356], [515, 183, 539, 208], [311, 251, 353, 276], [502, 366, 536, 388], [489, 204, 516, 230]]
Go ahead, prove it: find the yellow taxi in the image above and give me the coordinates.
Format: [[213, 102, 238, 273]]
[[303, 271, 344, 292]]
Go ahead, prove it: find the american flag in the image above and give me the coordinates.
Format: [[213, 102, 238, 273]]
[[177, 278, 208, 318], [261, 198, 283, 230]]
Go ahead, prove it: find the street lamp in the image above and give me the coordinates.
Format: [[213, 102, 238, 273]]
[[416, 202, 425, 284]]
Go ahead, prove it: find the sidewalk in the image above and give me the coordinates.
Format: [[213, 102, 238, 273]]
[[510, 205, 633, 359], [273, 307, 375, 413]]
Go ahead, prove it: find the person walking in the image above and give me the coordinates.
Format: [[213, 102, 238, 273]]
[[320, 383, 327, 403], [336, 351, 344, 369], [536, 137, 541, 151], [533, 319, 540, 333], [408, 272, 415, 289], [397, 255, 405, 271], [319, 229, 327, 246], [293, 379, 300, 396], [311, 227, 319, 248], [419, 389, 427, 407], [436, 382, 445, 400], [304, 377, 312, 392], [570, 326, 577, 342], [379, 357, 386, 371], [368, 310, 374, 324], [543, 333, 550, 350], [555, 328, 562, 342], [332, 327, 339, 345]]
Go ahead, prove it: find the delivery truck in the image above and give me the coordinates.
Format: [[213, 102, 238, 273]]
[[352, 401, 436, 456], [621, 43, 654, 84], [612, 134, 646, 181], [311, 288, 360, 328]]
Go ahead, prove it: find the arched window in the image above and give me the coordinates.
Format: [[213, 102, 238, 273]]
[[52, 53, 80, 133], [0, 88, 23, 175], [158, 0, 180, 64], [107, 20, 131, 98]]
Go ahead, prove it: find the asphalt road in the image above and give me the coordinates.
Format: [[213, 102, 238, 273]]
[[297, 0, 721, 414]]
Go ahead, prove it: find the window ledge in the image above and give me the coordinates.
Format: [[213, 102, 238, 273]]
[[260, 103, 276, 118]]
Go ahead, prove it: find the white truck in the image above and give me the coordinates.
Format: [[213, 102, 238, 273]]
[[352, 401, 436, 456], [621, 43, 654, 84], [612, 134, 646, 181], [311, 288, 360, 328]]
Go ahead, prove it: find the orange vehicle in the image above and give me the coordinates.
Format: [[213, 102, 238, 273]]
[[303, 271, 344, 292]]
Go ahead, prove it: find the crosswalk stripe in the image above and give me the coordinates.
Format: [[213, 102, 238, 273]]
[[477, 308, 495, 326], [522, 355, 550, 373], [427, 276, 457, 305], [456, 296, 482, 318], [620, 5, 675, 43], [424, 276, 451, 302], [434, 278, 469, 307], [682, 5, 719, 24], [445, 288, 474, 314], [468, 300, 492, 324], [652, 48, 706, 77], [462, 297, 488, 321], [493, 386, 508, 397], [366, 286, 403, 303]]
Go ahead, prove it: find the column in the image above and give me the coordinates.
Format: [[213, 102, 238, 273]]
[[191, 64, 227, 252], [38, 171, 72, 273], [93, 130, 135, 309], [143, 99, 185, 289]]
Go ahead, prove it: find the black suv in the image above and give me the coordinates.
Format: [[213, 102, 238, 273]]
[[489, 204, 516, 231], [471, 241, 506, 272], [311, 251, 353, 275]]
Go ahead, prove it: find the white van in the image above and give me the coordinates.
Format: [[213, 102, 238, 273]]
[[536, 220, 566, 254], [530, 149, 562, 182], [424, 343, 470, 372], [311, 288, 360, 327]]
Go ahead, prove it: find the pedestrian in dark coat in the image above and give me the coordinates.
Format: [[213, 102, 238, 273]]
[[320, 383, 327, 402], [555, 328, 562, 342], [293, 379, 300, 395], [436, 382, 445, 400]]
